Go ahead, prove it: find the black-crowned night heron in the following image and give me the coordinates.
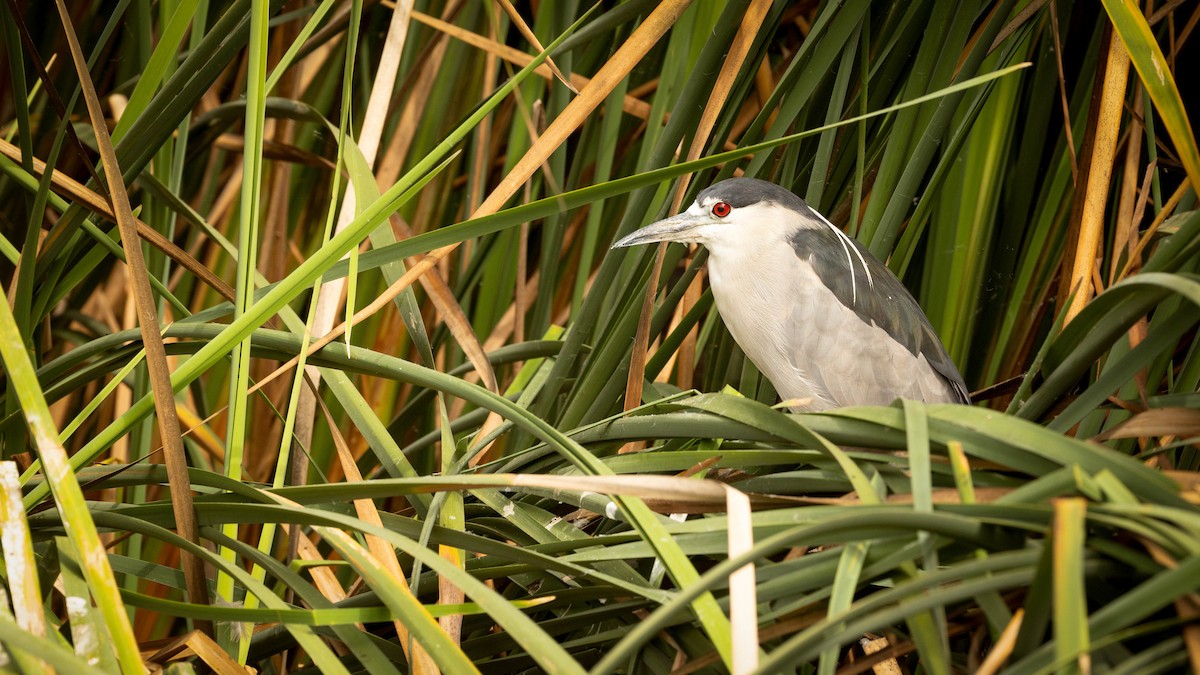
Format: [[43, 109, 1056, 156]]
[[613, 177, 969, 411]]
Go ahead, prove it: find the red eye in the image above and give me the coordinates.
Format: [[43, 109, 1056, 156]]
[[711, 201, 732, 217]]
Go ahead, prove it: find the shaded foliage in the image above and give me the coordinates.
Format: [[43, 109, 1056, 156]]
[[0, 0, 1196, 672]]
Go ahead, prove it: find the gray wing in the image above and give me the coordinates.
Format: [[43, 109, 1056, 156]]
[[788, 226, 970, 405]]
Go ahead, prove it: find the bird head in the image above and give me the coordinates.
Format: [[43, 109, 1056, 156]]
[[611, 177, 815, 249]]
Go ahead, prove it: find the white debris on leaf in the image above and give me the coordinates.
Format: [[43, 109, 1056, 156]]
[[604, 501, 620, 520], [66, 596, 100, 663], [0, 463, 36, 634]]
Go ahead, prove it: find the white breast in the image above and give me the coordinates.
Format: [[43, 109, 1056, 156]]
[[704, 221, 957, 410], [705, 222, 837, 409]]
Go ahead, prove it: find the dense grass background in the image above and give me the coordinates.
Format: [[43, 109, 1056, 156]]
[[0, 0, 1197, 672]]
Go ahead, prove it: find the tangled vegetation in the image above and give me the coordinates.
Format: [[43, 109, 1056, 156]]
[[0, 0, 1197, 672]]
